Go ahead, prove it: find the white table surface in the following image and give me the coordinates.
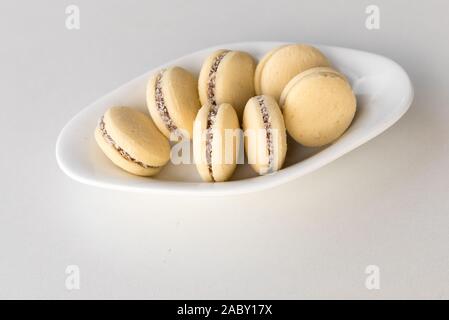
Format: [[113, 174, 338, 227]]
[[1, 0, 448, 299]]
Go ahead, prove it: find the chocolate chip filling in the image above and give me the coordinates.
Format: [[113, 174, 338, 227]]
[[155, 70, 180, 137], [99, 117, 159, 169], [256, 96, 274, 173], [207, 51, 229, 106], [205, 105, 218, 182], [205, 51, 229, 181]]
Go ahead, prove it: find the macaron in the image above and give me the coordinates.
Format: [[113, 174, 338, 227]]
[[198, 50, 256, 120], [193, 103, 240, 182], [255, 44, 330, 102], [147, 66, 200, 139], [280, 67, 357, 147], [243, 95, 287, 175], [94, 107, 171, 176]]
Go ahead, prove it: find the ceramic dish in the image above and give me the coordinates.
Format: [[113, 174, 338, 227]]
[[55, 42, 413, 195]]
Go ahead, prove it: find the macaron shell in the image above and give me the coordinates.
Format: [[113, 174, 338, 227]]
[[210, 103, 240, 182], [243, 96, 287, 174], [213, 51, 256, 119], [95, 127, 162, 176], [254, 45, 287, 94], [279, 67, 344, 107], [146, 67, 200, 139], [103, 107, 170, 167], [282, 71, 356, 147], [192, 104, 213, 182], [256, 44, 330, 102], [198, 49, 229, 107]]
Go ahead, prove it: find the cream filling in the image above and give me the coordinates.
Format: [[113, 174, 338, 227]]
[[99, 117, 158, 169], [205, 51, 229, 181], [155, 70, 180, 136], [256, 96, 274, 173]]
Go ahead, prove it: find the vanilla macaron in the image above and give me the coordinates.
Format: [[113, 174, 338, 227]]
[[243, 95, 287, 175], [255, 44, 330, 102], [193, 103, 240, 182], [198, 50, 256, 120], [95, 107, 170, 176], [280, 67, 357, 147], [147, 66, 200, 139]]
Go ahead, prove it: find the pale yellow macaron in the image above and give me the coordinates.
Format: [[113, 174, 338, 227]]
[[255, 44, 330, 102], [193, 103, 240, 182], [198, 50, 256, 120], [95, 107, 171, 176], [147, 66, 200, 140], [243, 95, 287, 175], [280, 67, 357, 147]]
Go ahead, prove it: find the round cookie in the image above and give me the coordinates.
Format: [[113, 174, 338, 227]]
[[255, 44, 330, 102], [193, 103, 240, 182], [147, 66, 200, 140], [280, 67, 357, 147], [243, 95, 287, 175], [94, 107, 170, 176], [198, 50, 256, 120]]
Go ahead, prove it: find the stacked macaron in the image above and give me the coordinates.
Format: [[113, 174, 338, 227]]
[[94, 44, 356, 182], [243, 95, 287, 175], [193, 49, 256, 181], [94, 107, 170, 176], [147, 66, 200, 140]]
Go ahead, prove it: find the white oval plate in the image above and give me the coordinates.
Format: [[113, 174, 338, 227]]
[[56, 41, 413, 195]]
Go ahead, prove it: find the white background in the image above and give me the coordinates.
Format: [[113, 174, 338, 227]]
[[1, 0, 448, 299]]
